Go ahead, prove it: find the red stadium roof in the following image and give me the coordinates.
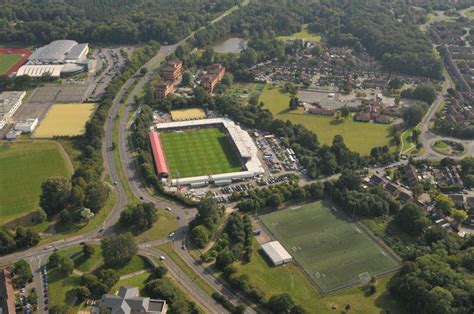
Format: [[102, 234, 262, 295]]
[[148, 131, 169, 177]]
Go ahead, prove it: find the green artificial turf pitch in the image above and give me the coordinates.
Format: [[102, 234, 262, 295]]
[[160, 127, 242, 178], [0, 54, 21, 74], [261, 201, 400, 293], [0, 142, 72, 224]]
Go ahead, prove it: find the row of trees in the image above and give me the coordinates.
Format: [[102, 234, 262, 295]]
[[189, 198, 225, 248], [0, 227, 39, 255], [119, 202, 158, 234], [0, 0, 239, 44]]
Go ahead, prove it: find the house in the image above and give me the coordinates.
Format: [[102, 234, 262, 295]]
[[161, 60, 182, 82], [0, 268, 16, 314], [362, 78, 387, 89], [404, 164, 419, 187], [99, 286, 167, 314], [448, 194, 465, 209], [306, 107, 335, 116], [354, 112, 370, 122], [155, 82, 176, 100], [374, 115, 391, 124], [385, 182, 400, 197], [369, 175, 385, 186], [399, 191, 413, 203]]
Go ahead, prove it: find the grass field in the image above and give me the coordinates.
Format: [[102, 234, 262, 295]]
[[33, 103, 97, 138], [161, 127, 242, 178], [235, 240, 403, 313], [0, 54, 21, 74], [0, 141, 72, 224], [58, 244, 103, 273], [261, 201, 400, 293], [277, 24, 321, 42], [259, 84, 393, 155]]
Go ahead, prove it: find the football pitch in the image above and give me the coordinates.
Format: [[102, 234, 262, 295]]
[[0, 141, 73, 224], [261, 201, 400, 293], [0, 54, 21, 74], [160, 127, 242, 178]]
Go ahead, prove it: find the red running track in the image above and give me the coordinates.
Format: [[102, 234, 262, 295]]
[[0, 48, 32, 75]]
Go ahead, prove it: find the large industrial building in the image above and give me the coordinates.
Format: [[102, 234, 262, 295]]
[[17, 40, 89, 78], [0, 91, 26, 130], [150, 117, 264, 187]]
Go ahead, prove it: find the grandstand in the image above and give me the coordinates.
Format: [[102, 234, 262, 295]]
[[151, 118, 264, 187]]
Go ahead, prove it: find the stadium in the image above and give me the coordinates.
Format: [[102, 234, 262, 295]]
[[149, 118, 264, 187], [16, 40, 89, 78]]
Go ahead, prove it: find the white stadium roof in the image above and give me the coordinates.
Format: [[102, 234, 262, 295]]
[[261, 241, 292, 265], [28, 40, 89, 64], [16, 65, 63, 78]]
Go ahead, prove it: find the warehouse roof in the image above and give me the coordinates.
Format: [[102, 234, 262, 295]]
[[261, 241, 292, 265], [29, 40, 77, 62]]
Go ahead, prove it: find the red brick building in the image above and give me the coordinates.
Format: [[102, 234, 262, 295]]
[[201, 64, 225, 93], [156, 82, 176, 100], [162, 60, 182, 82], [0, 268, 16, 314]]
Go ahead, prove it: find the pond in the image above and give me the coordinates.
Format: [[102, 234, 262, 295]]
[[209, 36, 248, 53]]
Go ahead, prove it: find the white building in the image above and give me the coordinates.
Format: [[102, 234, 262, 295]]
[[17, 40, 89, 78], [0, 91, 26, 130], [261, 241, 293, 266], [14, 117, 38, 133]]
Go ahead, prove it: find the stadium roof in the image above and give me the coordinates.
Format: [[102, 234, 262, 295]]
[[261, 241, 292, 265], [17, 65, 63, 77], [28, 40, 88, 64]]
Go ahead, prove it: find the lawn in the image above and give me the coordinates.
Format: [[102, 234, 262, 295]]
[[58, 244, 103, 273], [160, 127, 242, 178], [260, 201, 400, 293], [0, 141, 73, 224], [259, 84, 393, 155], [0, 54, 21, 74], [277, 24, 321, 42], [134, 210, 177, 243], [33, 103, 97, 138], [48, 270, 82, 309], [235, 240, 403, 313]]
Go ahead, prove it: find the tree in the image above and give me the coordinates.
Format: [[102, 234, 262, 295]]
[[57, 256, 74, 277], [97, 269, 119, 288], [434, 194, 454, 215], [13, 260, 32, 287], [49, 305, 68, 314], [119, 202, 158, 233], [289, 97, 299, 110], [101, 233, 137, 267], [14, 227, 39, 249], [82, 243, 95, 259], [190, 225, 210, 248], [73, 286, 90, 302], [340, 106, 350, 119], [39, 176, 72, 217], [0, 230, 16, 254], [152, 266, 168, 279], [181, 71, 193, 87], [402, 102, 428, 128], [412, 183, 424, 199], [239, 48, 258, 66], [84, 182, 110, 213], [345, 304, 351, 312], [394, 203, 431, 236], [48, 253, 62, 269], [290, 305, 307, 314], [266, 294, 295, 314], [451, 209, 467, 224]]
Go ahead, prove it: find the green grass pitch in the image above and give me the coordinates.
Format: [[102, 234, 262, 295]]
[[0, 54, 21, 74], [261, 201, 400, 293], [0, 142, 73, 224], [160, 127, 243, 178]]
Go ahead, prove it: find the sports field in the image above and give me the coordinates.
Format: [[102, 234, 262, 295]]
[[0, 141, 73, 224], [170, 108, 206, 121], [0, 54, 21, 74], [259, 84, 393, 155], [160, 127, 242, 178], [33, 103, 97, 138], [261, 201, 399, 293]]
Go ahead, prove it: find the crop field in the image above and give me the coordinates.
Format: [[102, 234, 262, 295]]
[[161, 127, 242, 178], [0, 54, 21, 74], [33, 103, 97, 138], [259, 84, 393, 155], [170, 108, 206, 121], [261, 201, 400, 293], [0, 141, 72, 224], [277, 24, 321, 42]]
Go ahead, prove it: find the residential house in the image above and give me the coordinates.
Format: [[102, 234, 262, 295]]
[[99, 286, 167, 314]]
